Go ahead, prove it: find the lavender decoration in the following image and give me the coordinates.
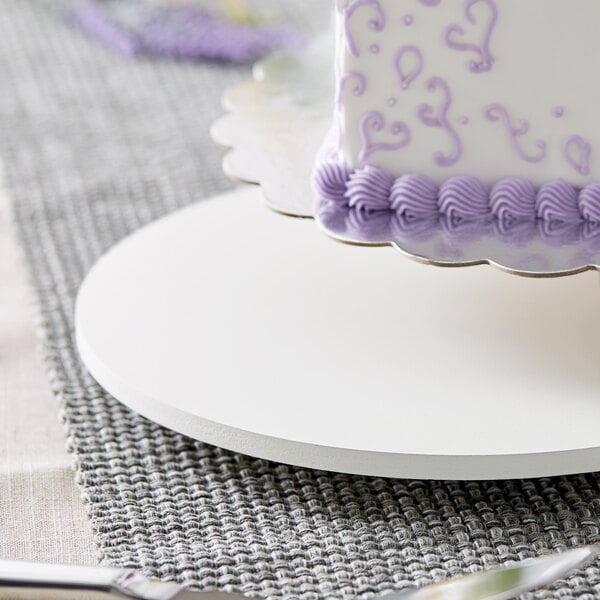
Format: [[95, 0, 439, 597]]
[[68, 0, 304, 65], [69, 0, 143, 57]]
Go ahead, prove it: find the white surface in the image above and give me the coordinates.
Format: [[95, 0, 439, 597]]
[[76, 187, 600, 480], [337, 1, 600, 186], [0, 182, 98, 564]]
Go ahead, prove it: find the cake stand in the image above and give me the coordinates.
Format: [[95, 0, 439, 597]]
[[75, 185, 600, 480], [75, 38, 600, 480]]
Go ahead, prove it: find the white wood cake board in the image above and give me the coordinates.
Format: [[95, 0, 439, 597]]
[[75, 187, 600, 480]]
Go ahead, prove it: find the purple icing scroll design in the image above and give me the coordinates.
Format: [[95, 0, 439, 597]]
[[536, 180, 582, 223], [313, 160, 600, 229], [417, 77, 462, 167], [582, 221, 600, 250], [538, 220, 582, 247], [390, 174, 439, 218], [490, 178, 537, 222], [335, 72, 367, 106], [358, 111, 411, 164], [394, 45, 423, 91], [345, 166, 394, 212], [445, 0, 497, 73], [483, 104, 547, 164], [580, 183, 600, 223], [346, 205, 392, 240], [312, 161, 350, 206], [493, 218, 538, 246], [418, 0, 441, 6], [563, 135, 592, 177], [439, 176, 490, 218], [390, 213, 439, 244], [343, 0, 385, 58], [440, 214, 492, 245]]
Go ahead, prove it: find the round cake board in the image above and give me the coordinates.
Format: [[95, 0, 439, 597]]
[[75, 187, 600, 480]]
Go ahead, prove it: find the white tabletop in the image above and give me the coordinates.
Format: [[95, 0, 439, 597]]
[[0, 183, 98, 565]]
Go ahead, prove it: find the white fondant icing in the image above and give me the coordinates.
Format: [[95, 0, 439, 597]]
[[334, 0, 600, 186]]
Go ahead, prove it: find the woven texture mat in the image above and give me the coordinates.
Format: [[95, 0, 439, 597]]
[[2, 2, 600, 599]]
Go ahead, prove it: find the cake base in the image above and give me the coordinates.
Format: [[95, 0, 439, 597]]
[[75, 187, 600, 480]]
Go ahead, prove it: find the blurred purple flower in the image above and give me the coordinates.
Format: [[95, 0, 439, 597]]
[[68, 0, 305, 64]]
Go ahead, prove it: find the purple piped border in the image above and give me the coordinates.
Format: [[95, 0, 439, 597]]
[[313, 160, 600, 224]]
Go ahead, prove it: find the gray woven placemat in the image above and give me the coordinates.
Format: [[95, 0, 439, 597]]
[[1, 2, 600, 599]]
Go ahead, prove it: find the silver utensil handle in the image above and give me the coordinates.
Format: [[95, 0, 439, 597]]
[[0, 560, 183, 600], [0, 560, 131, 593]]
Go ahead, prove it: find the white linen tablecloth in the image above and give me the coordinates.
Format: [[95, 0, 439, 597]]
[[0, 182, 98, 565]]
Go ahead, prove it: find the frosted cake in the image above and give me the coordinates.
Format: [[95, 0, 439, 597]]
[[314, 0, 600, 223]]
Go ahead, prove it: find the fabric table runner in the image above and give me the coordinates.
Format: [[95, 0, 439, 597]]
[[1, 2, 599, 599], [0, 185, 98, 564]]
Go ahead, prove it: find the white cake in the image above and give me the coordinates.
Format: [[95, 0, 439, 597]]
[[314, 0, 600, 223]]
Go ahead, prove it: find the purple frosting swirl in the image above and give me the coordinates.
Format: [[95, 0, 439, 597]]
[[389, 213, 439, 243], [312, 160, 600, 226], [536, 180, 581, 222], [345, 166, 394, 212], [579, 183, 600, 223], [390, 174, 439, 219], [538, 219, 582, 247], [582, 221, 600, 249], [313, 161, 350, 206], [438, 176, 490, 218], [316, 202, 348, 234], [346, 208, 391, 239], [493, 218, 538, 246], [440, 214, 491, 244], [490, 178, 537, 221]]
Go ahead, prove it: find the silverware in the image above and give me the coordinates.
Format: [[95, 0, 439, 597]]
[[1, 545, 598, 600]]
